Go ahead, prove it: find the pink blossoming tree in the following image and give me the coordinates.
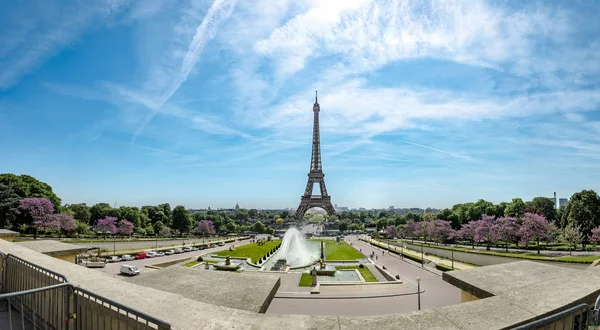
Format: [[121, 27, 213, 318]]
[[431, 220, 455, 244], [518, 213, 556, 254], [54, 214, 77, 235], [494, 217, 519, 251], [457, 221, 477, 248], [474, 215, 498, 250], [590, 226, 600, 244], [95, 216, 118, 236], [18, 198, 56, 238], [117, 220, 134, 236], [196, 220, 215, 236], [385, 225, 398, 238]]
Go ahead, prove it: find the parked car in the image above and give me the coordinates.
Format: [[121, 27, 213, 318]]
[[106, 256, 122, 263], [183, 247, 193, 252], [134, 252, 147, 260], [209, 244, 216, 248], [165, 250, 175, 255], [218, 242, 225, 246], [155, 251, 165, 257], [174, 248, 183, 254], [120, 265, 140, 276], [121, 255, 134, 261], [146, 251, 158, 258], [191, 247, 199, 251], [198, 245, 206, 250]]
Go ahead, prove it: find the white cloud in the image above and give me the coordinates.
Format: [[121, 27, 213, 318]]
[[0, 0, 132, 90]]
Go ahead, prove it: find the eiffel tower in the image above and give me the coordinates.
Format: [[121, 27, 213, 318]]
[[295, 91, 336, 220]]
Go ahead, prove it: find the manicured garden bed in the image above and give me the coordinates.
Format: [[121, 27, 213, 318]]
[[317, 240, 364, 261], [335, 265, 378, 282], [299, 273, 313, 286], [214, 240, 281, 263]]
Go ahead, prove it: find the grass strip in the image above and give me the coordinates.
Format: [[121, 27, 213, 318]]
[[214, 240, 281, 263], [381, 240, 599, 264]]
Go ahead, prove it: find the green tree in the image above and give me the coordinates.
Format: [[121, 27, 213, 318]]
[[118, 206, 142, 228], [0, 184, 20, 228], [528, 197, 557, 222], [0, 174, 62, 210], [235, 210, 249, 222], [248, 209, 258, 218], [153, 221, 164, 234], [158, 203, 172, 220], [68, 204, 91, 224], [558, 223, 583, 255], [252, 221, 266, 233], [504, 198, 525, 218], [562, 190, 600, 244], [338, 221, 349, 232], [265, 226, 275, 235], [171, 205, 190, 234], [89, 203, 113, 225], [145, 224, 155, 235]]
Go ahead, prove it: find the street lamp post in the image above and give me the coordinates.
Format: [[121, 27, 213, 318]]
[[113, 235, 116, 256], [416, 277, 421, 310], [452, 245, 455, 270], [155, 234, 158, 252], [421, 244, 424, 267]]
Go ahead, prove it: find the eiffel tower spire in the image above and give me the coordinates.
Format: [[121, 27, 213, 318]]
[[295, 92, 335, 220]]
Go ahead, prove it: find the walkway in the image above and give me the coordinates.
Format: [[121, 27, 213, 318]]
[[368, 239, 475, 270], [266, 235, 461, 316]]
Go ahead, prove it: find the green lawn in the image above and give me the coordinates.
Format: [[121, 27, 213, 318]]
[[335, 265, 378, 282], [214, 240, 281, 263], [299, 273, 313, 286], [317, 240, 364, 261]]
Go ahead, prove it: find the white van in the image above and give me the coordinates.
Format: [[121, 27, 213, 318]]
[[120, 265, 140, 276]]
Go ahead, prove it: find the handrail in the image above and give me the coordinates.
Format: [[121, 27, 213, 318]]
[[73, 285, 172, 329], [0, 282, 71, 299], [0, 252, 172, 329], [511, 303, 590, 329], [6, 253, 68, 283]]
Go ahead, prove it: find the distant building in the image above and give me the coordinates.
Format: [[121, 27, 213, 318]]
[[235, 203, 240, 211], [547, 197, 557, 208], [559, 198, 568, 207]]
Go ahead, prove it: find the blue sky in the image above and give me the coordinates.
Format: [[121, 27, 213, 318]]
[[1, 0, 599, 210]]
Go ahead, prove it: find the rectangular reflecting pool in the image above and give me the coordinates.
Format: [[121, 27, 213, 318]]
[[318, 269, 361, 282]]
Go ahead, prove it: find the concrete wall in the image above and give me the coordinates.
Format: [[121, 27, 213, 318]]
[[54, 253, 77, 263], [461, 291, 479, 303]]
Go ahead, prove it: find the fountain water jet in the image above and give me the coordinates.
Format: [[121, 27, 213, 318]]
[[276, 228, 319, 267]]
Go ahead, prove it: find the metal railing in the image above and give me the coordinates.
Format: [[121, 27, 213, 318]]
[[72, 286, 171, 330], [511, 303, 592, 330], [0, 253, 171, 329]]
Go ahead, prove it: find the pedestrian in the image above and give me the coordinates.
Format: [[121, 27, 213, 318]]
[[376, 255, 378, 260]]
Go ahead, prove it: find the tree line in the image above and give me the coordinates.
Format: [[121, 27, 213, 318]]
[[1, 173, 598, 243]]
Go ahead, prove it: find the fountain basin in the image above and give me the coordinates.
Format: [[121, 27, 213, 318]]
[[213, 262, 241, 271]]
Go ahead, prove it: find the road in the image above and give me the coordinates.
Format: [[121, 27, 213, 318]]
[[266, 235, 461, 316], [96, 238, 254, 277], [70, 237, 235, 254]]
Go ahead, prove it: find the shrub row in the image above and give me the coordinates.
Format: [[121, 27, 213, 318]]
[[435, 263, 453, 272]]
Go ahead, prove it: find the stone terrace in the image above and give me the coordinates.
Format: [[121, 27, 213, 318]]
[[3, 239, 600, 329], [125, 266, 281, 313]]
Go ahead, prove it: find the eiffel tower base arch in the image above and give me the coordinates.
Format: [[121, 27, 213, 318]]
[[295, 196, 336, 220]]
